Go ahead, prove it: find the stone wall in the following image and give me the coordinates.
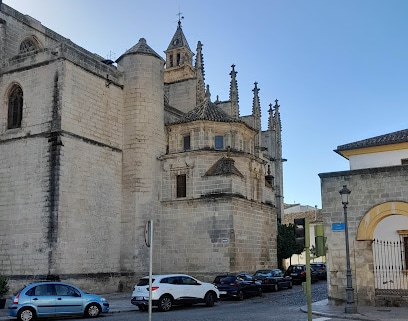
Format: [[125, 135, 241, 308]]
[[320, 165, 408, 306], [119, 50, 166, 274], [164, 78, 196, 113], [0, 136, 50, 277], [157, 196, 276, 282]]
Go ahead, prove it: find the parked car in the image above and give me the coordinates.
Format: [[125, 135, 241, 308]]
[[131, 274, 219, 312], [310, 262, 327, 280], [212, 273, 262, 300], [8, 281, 109, 321], [284, 264, 319, 284], [253, 269, 292, 292]]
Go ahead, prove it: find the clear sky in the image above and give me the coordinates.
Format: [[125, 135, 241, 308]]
[[4, 0, 408, 208]]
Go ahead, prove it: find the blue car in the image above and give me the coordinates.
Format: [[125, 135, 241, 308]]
[[8, 281, 109, 321]]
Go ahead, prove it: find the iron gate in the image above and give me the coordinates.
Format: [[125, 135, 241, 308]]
[[373, 239, 408, 295]]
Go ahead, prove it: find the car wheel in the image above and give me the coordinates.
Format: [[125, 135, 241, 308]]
[[204, 291, 216, 307], [273, 283, 278, 292], [257, 287, 263, 297], [138, 305, 148, 311], [158, 294, 172, 312], [237, 290, 244, 301], [85, 303, 101, 318], [17, 307, 36, 321], [288, 281, 293, 289]]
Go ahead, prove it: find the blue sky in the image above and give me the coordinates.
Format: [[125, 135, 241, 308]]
[[5, 1, 408, 208]]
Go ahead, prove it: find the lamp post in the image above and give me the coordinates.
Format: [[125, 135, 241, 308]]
[[339, 185, 357, 314]]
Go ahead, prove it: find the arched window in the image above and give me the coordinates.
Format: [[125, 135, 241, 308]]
[[7, 86, 23, 129], [19, 38, 39, 54]]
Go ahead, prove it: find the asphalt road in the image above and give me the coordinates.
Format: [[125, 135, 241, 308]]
[[98, 280, 328, 321]]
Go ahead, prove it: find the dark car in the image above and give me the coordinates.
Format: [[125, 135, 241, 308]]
[[213, 273, 262, 300], [284, 264, 319, 285], [310, 262, 327, 280], [253, 269, 292, 292]]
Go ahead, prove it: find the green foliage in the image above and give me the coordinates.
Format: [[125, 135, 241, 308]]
[[277, 223, 304, 268], [0, 275, 9, 298]]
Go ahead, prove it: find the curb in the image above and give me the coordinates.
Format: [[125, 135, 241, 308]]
[[300, 305, 380, 321]]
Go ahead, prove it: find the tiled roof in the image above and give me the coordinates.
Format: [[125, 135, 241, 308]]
[[167, 22, 191, 51], [173, 100, 243, 125], [336, 129, 408, 151], [116, 38, 163, 62]]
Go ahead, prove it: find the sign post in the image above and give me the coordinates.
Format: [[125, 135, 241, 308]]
[[145, 220, 153, 321], [305, 217, 312, 321]]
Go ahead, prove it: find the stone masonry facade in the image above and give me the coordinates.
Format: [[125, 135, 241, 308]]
[[320, 165, 408, 306], [0, 3, 282, 294]]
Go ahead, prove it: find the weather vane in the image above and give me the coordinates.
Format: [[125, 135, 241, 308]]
[[176, 9, 184, 25]]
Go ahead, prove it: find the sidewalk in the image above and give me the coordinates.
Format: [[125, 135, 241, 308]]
[[301, 299, 408, 321], [1, 294, 408, 320]]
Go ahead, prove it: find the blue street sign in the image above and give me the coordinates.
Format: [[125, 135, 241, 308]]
[[332, 223, 345, 231]]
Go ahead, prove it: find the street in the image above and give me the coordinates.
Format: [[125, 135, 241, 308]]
[[83, 281, 333, 321]]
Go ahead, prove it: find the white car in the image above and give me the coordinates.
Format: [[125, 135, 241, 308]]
[[131, 274, 220, 312]]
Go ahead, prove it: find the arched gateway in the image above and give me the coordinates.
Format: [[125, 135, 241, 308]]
[[357, 201, 408, 298]]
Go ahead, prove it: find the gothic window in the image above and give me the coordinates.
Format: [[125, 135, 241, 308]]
[[7, 86, 23, 129], [215, 136, 224, 150], [176, 174, 186, 198], [176, 53, 180, 66], [183, 135, 191, 151], [169, 54, 173, 67], [19, 38, 39, 54]]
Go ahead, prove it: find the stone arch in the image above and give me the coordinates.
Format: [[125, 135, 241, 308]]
[[19, 36, 41, 54], [357, 201, 408, 240]]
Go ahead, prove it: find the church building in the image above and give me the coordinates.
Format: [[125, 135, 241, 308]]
[[0, 2, 284, 292]]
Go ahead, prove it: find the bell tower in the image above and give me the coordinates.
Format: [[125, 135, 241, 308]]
[[164, 19, 195, 83]]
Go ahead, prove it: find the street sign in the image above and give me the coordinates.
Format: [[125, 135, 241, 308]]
[[144, 221, 152, 247], [332, 222, 345, 231]]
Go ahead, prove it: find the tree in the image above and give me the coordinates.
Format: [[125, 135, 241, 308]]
[[277, 223, 304, 269]]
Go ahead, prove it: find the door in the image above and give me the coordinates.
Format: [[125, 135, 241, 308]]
[[240, 274, 258, 294], [30, 284, 56, 317], [54, 284, 83, 315], [179, 276, 205, 301]]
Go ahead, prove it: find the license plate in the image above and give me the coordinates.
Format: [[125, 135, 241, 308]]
[[219, 291, 227, 294], [136, 296, 145, 300], [291, 273, 297, 276]]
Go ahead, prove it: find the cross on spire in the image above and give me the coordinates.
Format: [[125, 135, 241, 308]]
[[176, 10, 184, 26]]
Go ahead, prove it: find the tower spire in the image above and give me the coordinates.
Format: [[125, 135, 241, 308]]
[[268, 103, 273, 130], [272, 98, 283, 224], [273, 99, 282, 132], [229, 64, 239, 119], [195, 41, 205, 106], [252, 82, 261, 130], [252, 82, 262, 156]]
